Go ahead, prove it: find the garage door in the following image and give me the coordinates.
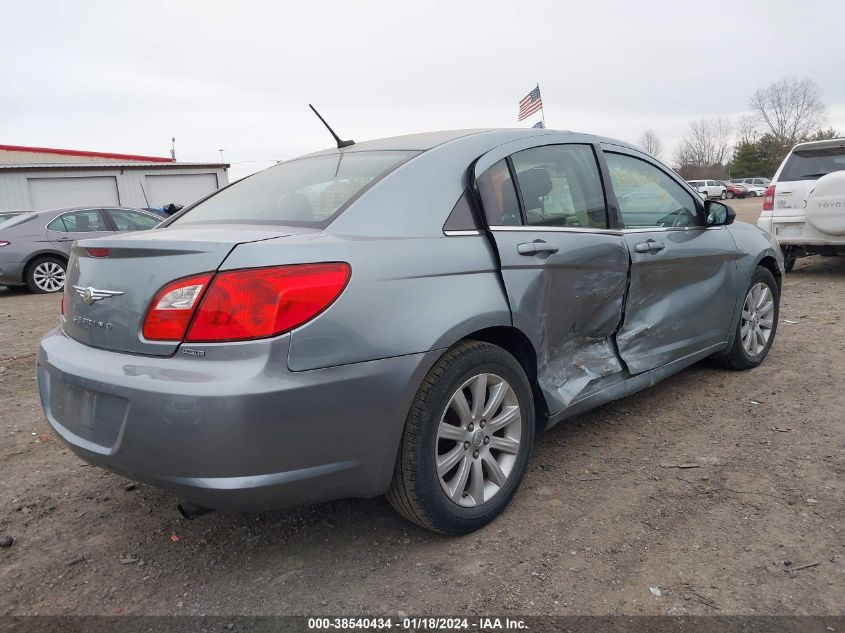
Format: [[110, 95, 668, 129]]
[[28, 176, 119, 210], [144, 173, 219, 207]]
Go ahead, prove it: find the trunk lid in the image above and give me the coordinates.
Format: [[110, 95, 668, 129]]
[[63, 224, 312, 356]]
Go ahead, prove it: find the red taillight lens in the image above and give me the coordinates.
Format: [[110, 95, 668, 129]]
[[186, 263, 350, 342], [86, 247, 110, 258], [142, 273, 213, 341], [762, 184, 776, 211], [0, 241, 9, 248]]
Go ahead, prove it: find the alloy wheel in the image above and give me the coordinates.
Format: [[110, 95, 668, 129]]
[[741, 282, 775, 356], [33, 261, 65, 292], [436, 373, 522, 507]]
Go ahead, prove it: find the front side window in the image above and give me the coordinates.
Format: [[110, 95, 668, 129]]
[[172, 151, 417, 228], [605, 153, 700, 229], [476, 159, 521, 226], [510, 144, 608, 228], [50, 210, 110, 233], [109, 209, 161, 231]]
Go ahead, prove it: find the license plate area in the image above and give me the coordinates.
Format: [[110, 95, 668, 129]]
[[775, 224, 803, 237], [50, 378, 128, 450]]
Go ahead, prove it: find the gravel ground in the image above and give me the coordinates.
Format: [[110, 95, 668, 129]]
[[1, 198, 843, 616]]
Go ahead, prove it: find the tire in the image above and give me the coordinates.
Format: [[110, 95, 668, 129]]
[[726, 191, 735, 199], [25, 256, 66, 293], [387, 340, 535, 534], [782, 246, 797, 273], [711, 266, 779, 370], [720, 190, 727, 199]]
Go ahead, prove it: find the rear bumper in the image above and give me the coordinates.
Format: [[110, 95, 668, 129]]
[[0, 260, 24, 286], [36, 328, 441, 510], [757, 214, 845, 246]]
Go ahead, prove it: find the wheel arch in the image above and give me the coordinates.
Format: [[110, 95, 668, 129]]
[[461, 325, 549, 430], [23, 249, 69, 274], [757, 254, 782, 292]]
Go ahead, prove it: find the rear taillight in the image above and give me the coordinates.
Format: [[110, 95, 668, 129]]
[[142, 273, 213, 341], [187, 263, 350, 342], [141, 263, 350, 343], [0, 241, 9, 248], [762, 184, 776, 212], [86, 247, 110, 258]]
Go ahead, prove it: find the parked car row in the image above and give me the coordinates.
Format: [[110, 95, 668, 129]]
[[0, 206, 162, 293], [686, 179, 769, 200]]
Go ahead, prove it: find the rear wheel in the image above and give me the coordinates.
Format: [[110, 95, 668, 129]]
[[720, 190, 727, 199], [25, 257, 66, 293], [387, 341, 535, 534], [711, 266, 779, 370], [726, 191, 735, 199]]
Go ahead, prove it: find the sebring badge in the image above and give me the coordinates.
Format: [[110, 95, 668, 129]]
[[73, 285, 124, 305]]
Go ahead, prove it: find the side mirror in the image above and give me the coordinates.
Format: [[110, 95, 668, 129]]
[[704, 200, 735, 226]]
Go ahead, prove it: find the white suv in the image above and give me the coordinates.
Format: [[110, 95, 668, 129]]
[[686, 179, 727, 199], [758, 138, 845, 271]]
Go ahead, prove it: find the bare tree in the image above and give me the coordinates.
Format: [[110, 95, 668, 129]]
[[750, 77, 826, 151], [735, 114, 759, 146], [674, 117, 733, 172], [638, 129, 663, 160]]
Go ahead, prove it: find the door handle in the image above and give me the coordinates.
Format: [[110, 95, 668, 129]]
[[517, 240, 559, 256], [634, 239, 665, 254]]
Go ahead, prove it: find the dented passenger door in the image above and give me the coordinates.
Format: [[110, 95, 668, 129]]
[[602, 148, 739, 374], [474, 142, 630, 416]]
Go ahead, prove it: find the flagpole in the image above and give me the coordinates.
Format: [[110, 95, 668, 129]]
[[538, 82, 545, 128]]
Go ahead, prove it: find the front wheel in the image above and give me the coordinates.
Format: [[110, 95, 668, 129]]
[[387, 341, 535, 534], [711, 266, 779, 370], [727, 191, 735, 199]]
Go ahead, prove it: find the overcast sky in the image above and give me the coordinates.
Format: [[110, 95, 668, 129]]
[[2, 0, 844, 180]]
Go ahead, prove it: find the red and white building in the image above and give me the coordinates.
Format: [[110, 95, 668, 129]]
[[0, 144, 229, 210]]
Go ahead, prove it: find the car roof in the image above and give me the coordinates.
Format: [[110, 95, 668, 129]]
[[298, 128, 636, 158], [791, 137, 845, 153]]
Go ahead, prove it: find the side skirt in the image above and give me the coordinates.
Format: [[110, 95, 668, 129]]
[[543, 343, 724, 430]]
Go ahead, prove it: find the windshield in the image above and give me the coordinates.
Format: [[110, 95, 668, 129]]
[[780, 146, 845, 181], [173, 150, 418, 228]]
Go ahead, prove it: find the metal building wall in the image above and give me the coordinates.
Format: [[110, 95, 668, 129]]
[[0, 165, 229, 210]]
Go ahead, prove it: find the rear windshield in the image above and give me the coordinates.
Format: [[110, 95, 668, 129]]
[[173, 150, 418, 228], [780, 146, 845, 181], [0, 212, 35, 230]]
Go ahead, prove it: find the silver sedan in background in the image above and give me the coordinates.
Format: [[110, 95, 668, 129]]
[[0, 206, 162, 292], [37, 129, 783, 534]]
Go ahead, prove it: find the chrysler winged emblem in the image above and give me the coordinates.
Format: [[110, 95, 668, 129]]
[[73, 285, 124, 305]]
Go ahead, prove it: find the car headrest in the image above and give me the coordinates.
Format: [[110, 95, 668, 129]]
[[75, 215, 90, 230], [518, 168, 553, 210]]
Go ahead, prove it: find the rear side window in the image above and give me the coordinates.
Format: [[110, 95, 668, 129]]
[[780, 146, 845, 181], [48, 210, 110, 233], [511, 144, 608, 228], [173, 151, 417, 228], [476, 159, 521, 226]]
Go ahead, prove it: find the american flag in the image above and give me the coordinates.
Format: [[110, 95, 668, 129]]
[[518, 85, 543, 121]]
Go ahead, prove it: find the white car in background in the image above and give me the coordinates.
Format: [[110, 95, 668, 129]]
[[757, 137, 845, 271], [741, 182, 767, 197], [686, 179, 727, 199]]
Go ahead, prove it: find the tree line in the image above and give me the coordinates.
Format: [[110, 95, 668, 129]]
[[638, 78, 838, 180]]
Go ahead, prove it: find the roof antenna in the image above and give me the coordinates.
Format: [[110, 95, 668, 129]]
[[309, 104, 355, 149]]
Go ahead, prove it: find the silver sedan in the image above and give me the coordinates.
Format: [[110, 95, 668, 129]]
[[36, 129, 783, 534]]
